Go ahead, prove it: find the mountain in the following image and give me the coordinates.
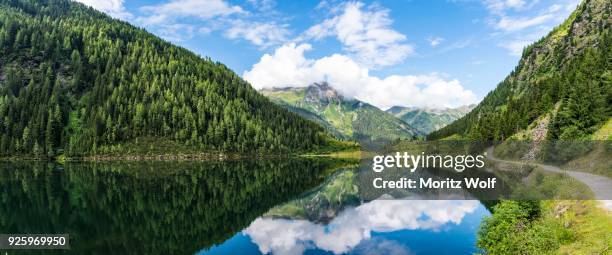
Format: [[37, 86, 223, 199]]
[[261, 82, 421, 143], [0, 0, 332, 157], [429, 0, 611, 141], [386, 105, 475, 134]]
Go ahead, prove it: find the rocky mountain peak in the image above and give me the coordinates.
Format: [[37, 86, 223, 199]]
[[305, 82, 344, 105]]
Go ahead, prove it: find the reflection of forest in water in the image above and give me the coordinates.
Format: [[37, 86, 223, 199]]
[[0, 159, 350, 254]]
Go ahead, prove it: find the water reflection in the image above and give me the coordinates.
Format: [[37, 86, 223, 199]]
[[243, 200, 481, 255], [201, 168, 489, 255], [1, 159, 489, 255], [0, 159, 349, 254]]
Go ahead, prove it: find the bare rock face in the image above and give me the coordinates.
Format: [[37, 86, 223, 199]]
[[305, 82, 344, 106], [521, 115, 551, 161]]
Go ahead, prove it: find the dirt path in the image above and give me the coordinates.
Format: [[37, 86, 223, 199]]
[[487, 147, 612, 211]]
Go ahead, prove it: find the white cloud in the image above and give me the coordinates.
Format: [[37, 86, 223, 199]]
[[499, 25, 551, 56], [247, 0, 276, 12], [138, 0, 244, 25], [243, 43, 314, 88], [494, 13, 553, 32], [427, 37, 444, 47], [137, 0, 290, 48], [483, 0, 531, 13], [199, 26, 214, 35], [302, 2, 413, 68], [225, 21, 290, 48], [74, 0, 132, 19], [479, 0, 579, 55], [353, 238, 413, 255], [548, 4, 562, 13], [244, 43, 478, 109], [156, 23, 196, 42], [244, 200, 479, 255]]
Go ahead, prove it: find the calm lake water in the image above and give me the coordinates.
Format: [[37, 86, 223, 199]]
[[0, 159, 490, 255]]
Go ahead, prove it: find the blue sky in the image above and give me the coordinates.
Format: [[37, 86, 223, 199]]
[[75, 0, 580, 109]]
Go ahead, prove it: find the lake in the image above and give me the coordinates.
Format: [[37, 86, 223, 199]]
[[0, 159, 490, 255]]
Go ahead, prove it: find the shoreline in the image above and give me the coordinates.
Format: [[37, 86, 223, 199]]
[[0, 149, 363, 162]]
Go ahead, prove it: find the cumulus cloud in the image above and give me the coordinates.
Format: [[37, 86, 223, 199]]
[[74, 0, 132, 19], [134, 0, 244, 42], [225, 20, 290, 48], [302, 2, 413, 68], [244, 43, 478, 109], [136, 0, 289, 47], [138, 0, 244, 25], [244, 200, 480, 255]]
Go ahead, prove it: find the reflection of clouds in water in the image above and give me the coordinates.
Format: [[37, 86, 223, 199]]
[[352, 237, 413, 255], [244, 200, 479, 255]]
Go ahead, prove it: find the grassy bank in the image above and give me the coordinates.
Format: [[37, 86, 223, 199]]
[[478, 200, 611, 254]]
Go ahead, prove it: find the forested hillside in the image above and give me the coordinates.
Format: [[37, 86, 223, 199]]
[[0, 0, 331, 157], [261, 82, 421, 143], [429, 0, 611, 141]]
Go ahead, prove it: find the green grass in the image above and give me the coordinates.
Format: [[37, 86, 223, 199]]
[[322, 103, 355, 136], [591, 118, 612, 140], [265, 203, 306, 219], [552, 118, 612, 178], [303, 136, 361, 157], [478, 200, 611, 255], [562, 143, 612, 178], [489, 160, 594, 200], [439, 134, 467, 141], [493, 139, 532, 160], [519, 168, 593, 200], [261, 90, 305, 105], [556, 200, 612, 254]]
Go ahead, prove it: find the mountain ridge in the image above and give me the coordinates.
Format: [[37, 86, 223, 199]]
[[261, 82, 422, 144]]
